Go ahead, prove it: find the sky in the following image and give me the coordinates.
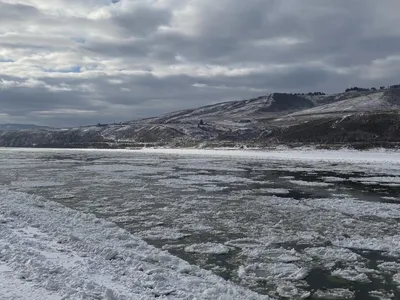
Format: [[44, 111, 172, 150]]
[[1, 0, 400, 127]]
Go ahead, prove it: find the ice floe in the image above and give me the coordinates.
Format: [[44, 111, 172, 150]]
[[349, 176, 400, 184], [289, 180, 333, 187], [377, 262, 400, 273], [321, 176, 347, 182], [331, 268, 371, 283], [138, 228, 191, 241], [312, 288, 354, 299], [184, 243, 232, 255], [304, 247, 360, 262], [277, 283, 310, 299], [261, 188, 290, 195], [245, 263, 309, 281], [393, 273, 400, 287]]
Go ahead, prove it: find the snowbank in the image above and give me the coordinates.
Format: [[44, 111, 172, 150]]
[[2, 147, 400, 164]]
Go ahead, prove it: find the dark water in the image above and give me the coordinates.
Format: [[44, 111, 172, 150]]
[[1, 150, 399, 299]]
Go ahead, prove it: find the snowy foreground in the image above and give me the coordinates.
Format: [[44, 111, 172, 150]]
[[0, 188, 269, 300], [1, 148, 400, 299]]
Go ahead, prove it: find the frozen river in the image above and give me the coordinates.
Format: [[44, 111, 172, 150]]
[[1, 148, 400, 299]]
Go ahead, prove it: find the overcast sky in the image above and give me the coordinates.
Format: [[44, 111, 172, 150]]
[[1, 0, 400, 127]]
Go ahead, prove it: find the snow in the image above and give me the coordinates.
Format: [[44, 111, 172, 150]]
[[135, 148, 400, 165], [0, 189, 270, 300], [287, 91, 391, 116], [0, 263, 61, 300], [2, 147, 400, 164]]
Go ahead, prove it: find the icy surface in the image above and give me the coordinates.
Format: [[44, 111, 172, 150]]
[[0, 189, 269, 300], [1, 148, 400, 299]]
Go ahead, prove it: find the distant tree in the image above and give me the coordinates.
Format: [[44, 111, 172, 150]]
[[371, 87, 377, 91], [345, 87, 370, 92], [199, 119, 204, 126], [390, 84, 400, 89], [307, 92, 326, 96], [380, 86, 386, 90]]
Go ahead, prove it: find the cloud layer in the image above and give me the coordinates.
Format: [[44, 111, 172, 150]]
[[1, 0, 400, 126]]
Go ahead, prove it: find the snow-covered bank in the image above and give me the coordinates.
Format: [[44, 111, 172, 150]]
[[0, 188, 270, 300], [135, 148, 400, 163], [0, 263, 60, 300], [1, 147, 400, 164]]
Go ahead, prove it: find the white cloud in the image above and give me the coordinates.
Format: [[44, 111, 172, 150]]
[[359, 56, 400, 80], [29, 109, 97, 116]]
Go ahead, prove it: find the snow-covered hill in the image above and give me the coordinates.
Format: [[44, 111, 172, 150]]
[[0, 87, 399, 149], [133, 93, 314, 125], [286, 89, 399, 118]]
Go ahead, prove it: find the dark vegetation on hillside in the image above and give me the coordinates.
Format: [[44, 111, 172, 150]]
[[272, 112, 400, 148], [345, 84, 400, 93], [264, 93, 314, 112]]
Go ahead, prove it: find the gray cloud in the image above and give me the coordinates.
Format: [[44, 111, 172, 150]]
[[1, 0, 400, 126]]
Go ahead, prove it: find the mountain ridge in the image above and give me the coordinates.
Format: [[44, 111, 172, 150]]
[[0, 123, 54, 131]]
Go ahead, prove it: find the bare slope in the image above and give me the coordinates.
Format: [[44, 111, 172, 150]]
[[274, 89, 400, 125], [133, 93, 314, 124]]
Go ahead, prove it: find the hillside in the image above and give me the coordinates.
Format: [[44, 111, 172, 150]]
[[135, 93, 315, 124], [0, 88, 400, 149]]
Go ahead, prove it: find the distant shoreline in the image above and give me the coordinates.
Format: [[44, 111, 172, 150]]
[[2, 146, 400, 164]]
